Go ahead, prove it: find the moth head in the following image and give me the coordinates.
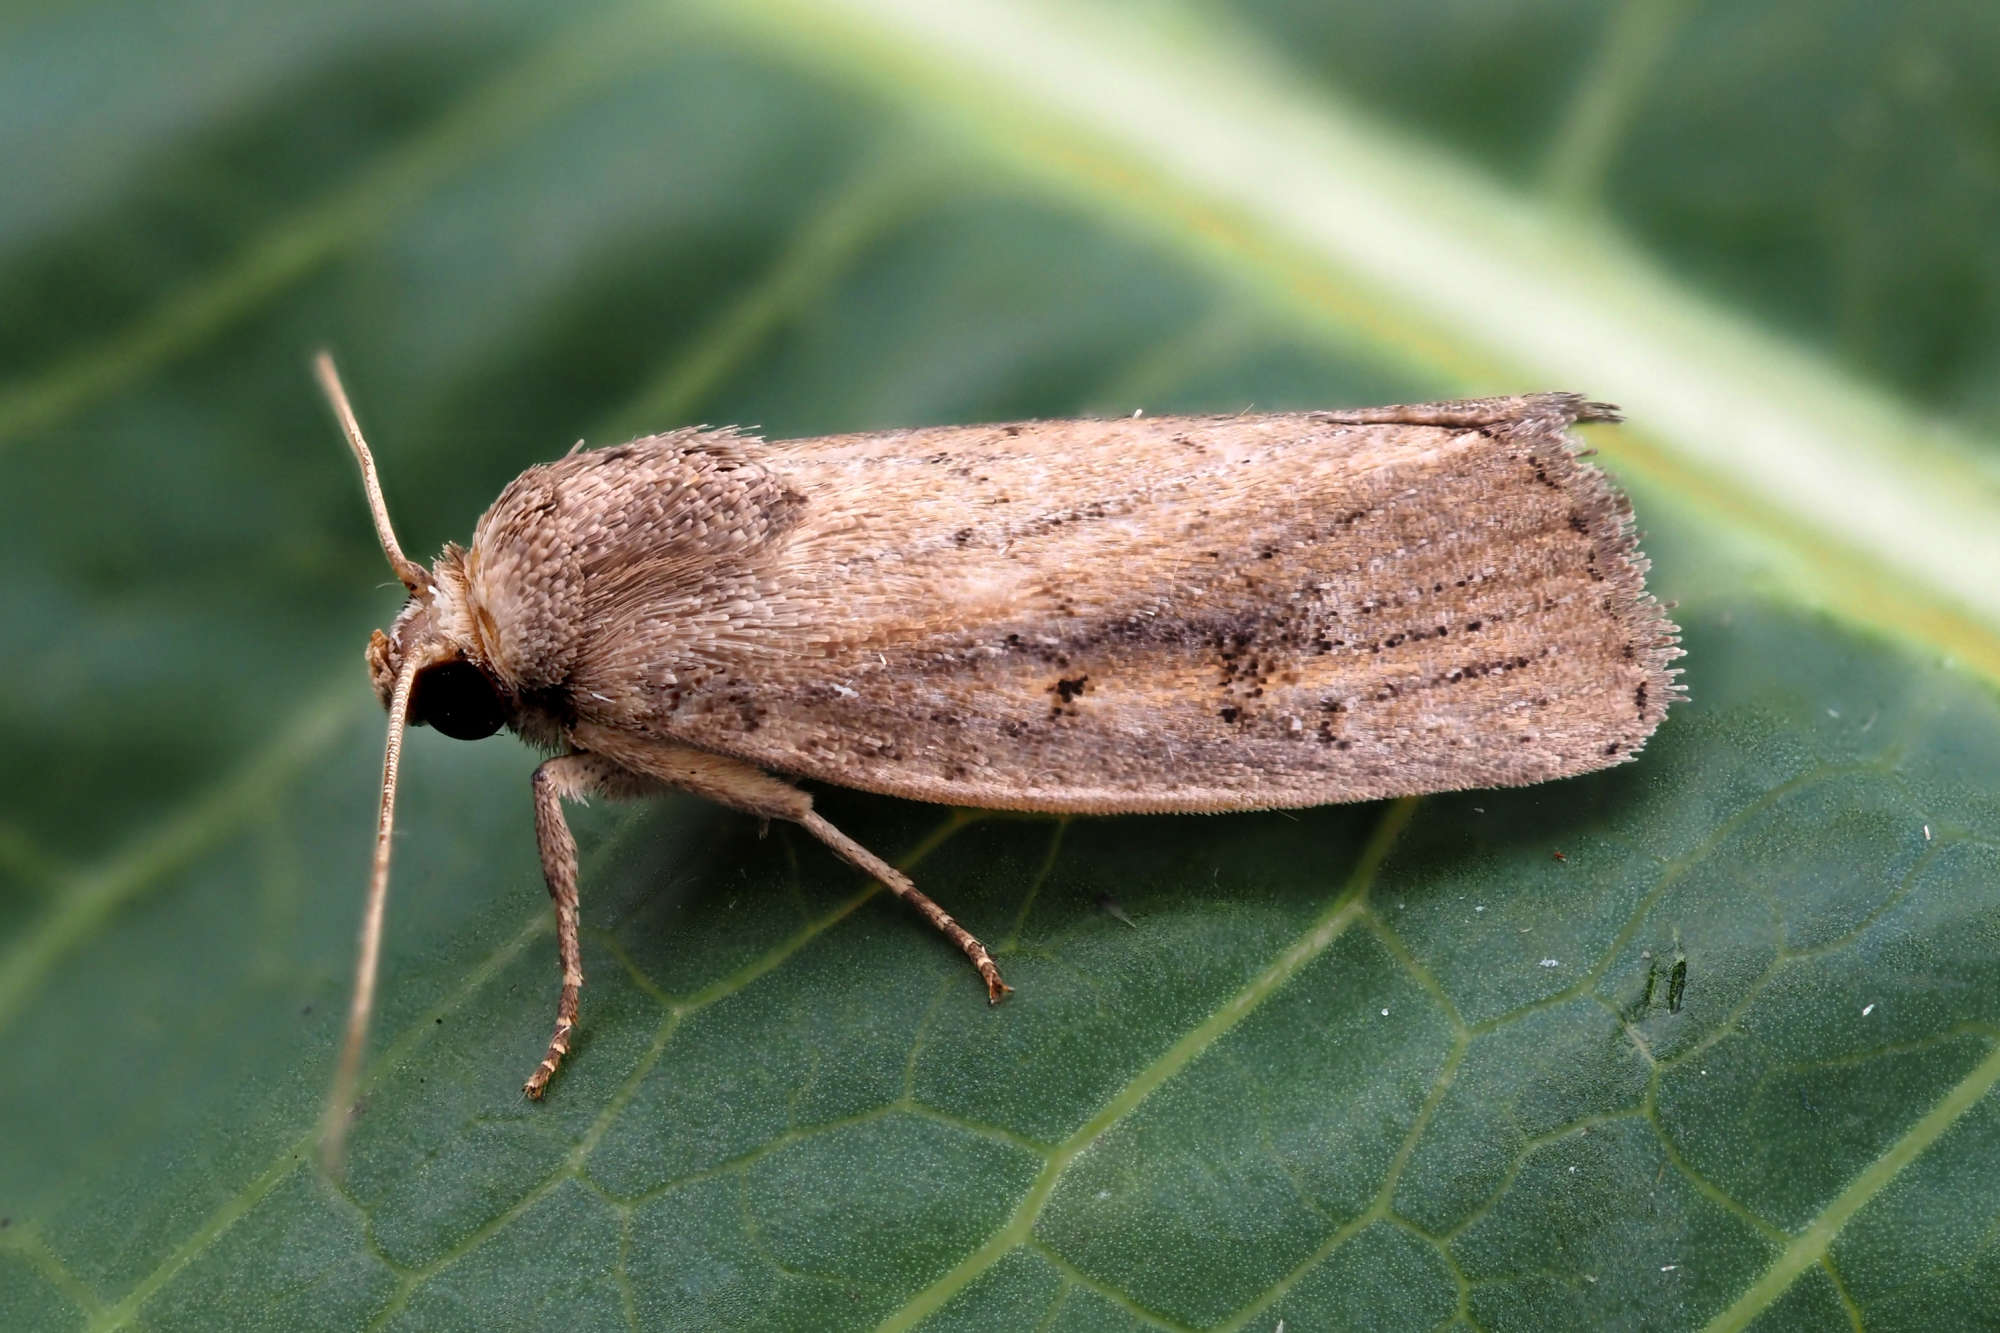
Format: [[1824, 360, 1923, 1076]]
[[367, 590, 508, 743]]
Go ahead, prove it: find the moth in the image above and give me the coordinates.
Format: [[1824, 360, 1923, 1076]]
[[314, 353, 1681, 1154]]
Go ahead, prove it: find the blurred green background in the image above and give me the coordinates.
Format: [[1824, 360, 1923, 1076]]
[[4, 1, 1999, 1330]]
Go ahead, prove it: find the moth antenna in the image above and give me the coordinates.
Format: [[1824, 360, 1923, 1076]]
[[315, 351, 427, 592], [319, 647, 434, 1174]]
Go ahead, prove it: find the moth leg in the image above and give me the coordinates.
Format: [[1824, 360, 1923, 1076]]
[[796, 809, 1012, 1005], [572, 729, 1011, 1004], [525, 751, 657, 1099]]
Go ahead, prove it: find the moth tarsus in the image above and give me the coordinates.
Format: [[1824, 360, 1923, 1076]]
[[314, 353, 1681, 1140]]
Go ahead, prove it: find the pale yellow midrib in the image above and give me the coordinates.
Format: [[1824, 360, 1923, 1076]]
[[708, 0, 2000, 651]]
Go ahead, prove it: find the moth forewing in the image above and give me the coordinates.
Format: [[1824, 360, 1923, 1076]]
[[317, 354, 1681, 1138], [571, 396, 1680, 813]]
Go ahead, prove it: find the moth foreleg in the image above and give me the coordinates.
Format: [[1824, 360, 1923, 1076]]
[[570, 728, 1012, 1005], [525, 752, 656, 1099]]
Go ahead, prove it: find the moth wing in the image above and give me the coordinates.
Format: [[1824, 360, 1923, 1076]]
[[486, 401, 1680, 813]]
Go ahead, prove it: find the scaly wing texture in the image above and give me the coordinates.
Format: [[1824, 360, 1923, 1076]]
[[465, 429, 805, 706], [469, 396, 1680, 812]]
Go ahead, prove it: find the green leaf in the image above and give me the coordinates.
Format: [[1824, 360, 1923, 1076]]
[[3, 1, 1997, 1330]]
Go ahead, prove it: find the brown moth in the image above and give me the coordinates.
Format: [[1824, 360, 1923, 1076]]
[[314, 353, 1681, 1156]]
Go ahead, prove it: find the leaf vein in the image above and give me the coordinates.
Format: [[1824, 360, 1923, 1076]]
[[874, 796, 1418, 1329], [0, 3, 683, 452], [1701, 1038, 2000, 1331]]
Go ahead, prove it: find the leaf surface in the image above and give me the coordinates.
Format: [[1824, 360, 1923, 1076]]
[[3, 2, 1997, 1330]]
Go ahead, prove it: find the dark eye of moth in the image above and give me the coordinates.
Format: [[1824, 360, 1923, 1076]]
[[409, 659, 508, 740]]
